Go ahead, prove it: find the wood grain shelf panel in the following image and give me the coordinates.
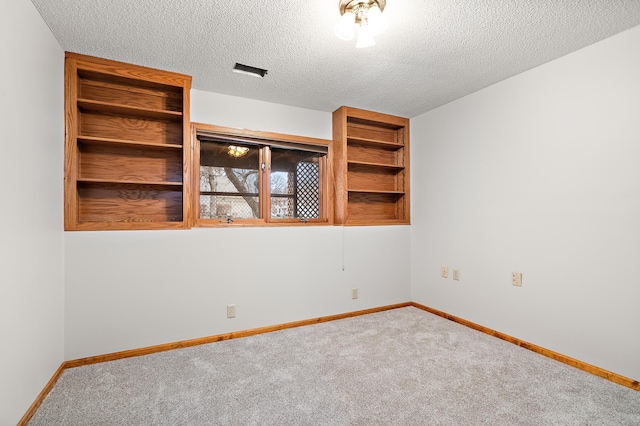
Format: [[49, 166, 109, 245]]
[[79, 111, 183, 145], [77, 135, 183, 150], [347, 121, 400, 143], [347, 194, 401, 221], [348, 160, 405, 170], [72, 221, 187, 231], [78, 142, 183, 183], [345, 107, 408, 129], [77, 182, 183, 223], [348, 165, 405, 193], [77, 178, 183, 188], [78, 98, 183, 121], [347, 144, 400, 165], [346, 136, 403, 150], [348, 189, 405, 194], [79, 76, 183, 112]]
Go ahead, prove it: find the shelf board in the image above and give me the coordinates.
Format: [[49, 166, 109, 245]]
[[77, 98, 183, 121], [77, 135, 183, 150], [73, 221, 186, 231], [348, 189, 405, 195], [347, 160, 405, 170], [345, 219, 409, 226], [347, 136, 403, 150], [77, 177, 183, 189]]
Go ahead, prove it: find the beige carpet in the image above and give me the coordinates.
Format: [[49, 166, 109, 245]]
[[29, 307, 640, 425]]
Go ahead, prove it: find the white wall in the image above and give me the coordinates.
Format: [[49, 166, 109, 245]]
[[64, 90, 411, 360], [411, 25, 640, 381], [0, 0, 65, 424]]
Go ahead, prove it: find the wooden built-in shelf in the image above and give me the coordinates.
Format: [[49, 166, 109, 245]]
[[77, 178, 183, 188], [346, 136, 404, 150], [77, 98, 183, 121], [348, 189, 406, 195], [77, 135, 183, 150], [333, 106, 410, 225], [347, 160, 405, 170], [65, 52, 191, 230]]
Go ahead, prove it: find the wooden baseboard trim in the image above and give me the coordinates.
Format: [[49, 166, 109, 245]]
[[19, 302, 409, 423], [17, 363, 66, 426], [65, 302, 412, 368], [409, 302, 639, 392], [21, 300, 636, 424]]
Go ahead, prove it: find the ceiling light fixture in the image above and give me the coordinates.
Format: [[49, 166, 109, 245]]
[[228, 145, 250, 158], [335, 0, 388, 48], [232, 63, 268, 78]]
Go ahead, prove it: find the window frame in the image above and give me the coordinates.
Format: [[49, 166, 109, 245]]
[[191, 123, 333, 227]]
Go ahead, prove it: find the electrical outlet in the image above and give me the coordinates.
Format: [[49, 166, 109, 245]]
[[512, 272, 522, 287], [453, 269, 460, 281], [227, 304, 236, 318], [351, 288, 358, 299], [441, 266, 449, 278]]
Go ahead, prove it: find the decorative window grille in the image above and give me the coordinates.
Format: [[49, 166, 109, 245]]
[[295, 161, 320, 219]]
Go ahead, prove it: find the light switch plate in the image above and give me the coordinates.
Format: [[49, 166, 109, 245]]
[[227, 304, 236, 318]]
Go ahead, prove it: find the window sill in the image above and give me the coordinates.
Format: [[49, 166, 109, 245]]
[[194, 219, 332, 228]]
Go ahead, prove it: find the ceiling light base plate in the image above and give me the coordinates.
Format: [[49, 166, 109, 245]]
[[338, 0, 386, 15]]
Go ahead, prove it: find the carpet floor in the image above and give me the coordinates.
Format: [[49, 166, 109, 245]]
[[28, 307, 640, 425]]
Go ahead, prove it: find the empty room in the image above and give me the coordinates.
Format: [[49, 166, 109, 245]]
[[2, 0, 640, 424]]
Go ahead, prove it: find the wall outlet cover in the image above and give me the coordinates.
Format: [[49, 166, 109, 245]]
[[512, 272, 522, 287], [453, 269, 460, 281], [441, 266, 449, 278]]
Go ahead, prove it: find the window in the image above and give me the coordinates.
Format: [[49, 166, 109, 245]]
[[193, 125, 331, 226], [199, 142, 260, 220], [270, 148, 322, 220]]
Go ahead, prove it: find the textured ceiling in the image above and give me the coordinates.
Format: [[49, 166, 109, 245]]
[[30, 0, 640, 118]]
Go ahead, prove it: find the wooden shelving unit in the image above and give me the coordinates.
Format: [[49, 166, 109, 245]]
[[332, 106, 410, 225], [65, 52, 191, 230]]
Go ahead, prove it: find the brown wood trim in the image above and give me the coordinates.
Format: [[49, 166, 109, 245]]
[[66, 52, 191, 85], [344, 220, 411, 226], [65, 303, 412, 368], [181, 81, 192, 230], [17, 363, 66, 426], [20, 303, 409, 422], [401, 122, 410, 224], [332, 107, 348, 224], [191, 122, 333, 227], [64, 55, 79, 230], [194, 220, 332, 228], [18, 301, 638, 423], [193, 122, 331, 148], [409, 302, 640, 392], [342, 106, 409, 128]]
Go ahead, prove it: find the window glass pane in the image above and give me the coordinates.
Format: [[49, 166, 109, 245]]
[[199, 140, 260, 219], [270, 148, 321, 219]]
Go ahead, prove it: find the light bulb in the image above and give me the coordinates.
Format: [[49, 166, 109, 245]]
[[367, 5, 388, 35], [228, 145, 249, 158], [334, 12, 356, 41], [356, 24, 376, 48]]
